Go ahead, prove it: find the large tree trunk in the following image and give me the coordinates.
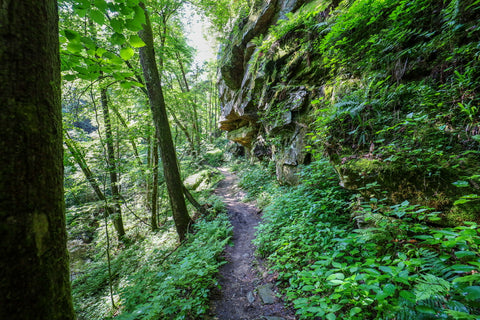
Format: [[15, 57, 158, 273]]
[[100, 88, 126, 238], [138, 2, 192, 241], [0, 1, 75, 319]]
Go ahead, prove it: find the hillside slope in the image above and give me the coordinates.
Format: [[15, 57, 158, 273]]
[[218, 0, 480, 224]]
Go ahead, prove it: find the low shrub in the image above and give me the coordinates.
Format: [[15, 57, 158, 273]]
[[115, 213, 232, 320], [254, 160, 480, 319]]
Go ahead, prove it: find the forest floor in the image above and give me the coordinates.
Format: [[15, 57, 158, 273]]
[[209, 167, 296, 320]]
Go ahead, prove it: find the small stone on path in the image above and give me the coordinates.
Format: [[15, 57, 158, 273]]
[[264, 317, 285, 320], [258, 283, 276, 304], [247, 291, 255, 304]]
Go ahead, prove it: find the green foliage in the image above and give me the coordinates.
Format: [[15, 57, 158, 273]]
[[116, 214, 232, 319], [254, 160, 480, 319], [236, 161, 278, 205], [71, 213, 231, 320]]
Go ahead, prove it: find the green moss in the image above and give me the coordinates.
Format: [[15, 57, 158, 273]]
[[33, 212, 49, 257], [445, 201, 480, 225]]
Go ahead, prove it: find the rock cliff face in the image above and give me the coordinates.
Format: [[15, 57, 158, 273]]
[[218, 0, 319, 184], [218, 0, 480, 223]]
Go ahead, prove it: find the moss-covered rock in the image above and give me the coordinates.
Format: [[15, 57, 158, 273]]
[[335, 157, 480, 224], [218, 0, 480, 223], [184, 169, 222, 192]]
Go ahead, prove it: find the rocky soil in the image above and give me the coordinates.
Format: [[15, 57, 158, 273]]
[[209, 168, 296, 320]]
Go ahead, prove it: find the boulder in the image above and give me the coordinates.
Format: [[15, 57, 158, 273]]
[[257, 283, 276, 304], [184, 169, 221, 192]]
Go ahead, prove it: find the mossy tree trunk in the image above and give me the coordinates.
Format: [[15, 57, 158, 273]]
[[0, 0, 75, 319], [138, 2, 192, 241]]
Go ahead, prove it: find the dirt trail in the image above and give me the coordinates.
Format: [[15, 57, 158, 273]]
[[210, 168, 296, 320]]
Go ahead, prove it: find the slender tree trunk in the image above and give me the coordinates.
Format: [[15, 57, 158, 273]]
[[146, 133, 153, 211], [0, 1, 75, 318], [111, 104, 142, 166], [175, 54, 201, 153], [100, 88, 126, 238], [64, 134, 117, 218], [65, 136, 106, 203], [167, 99, 196, 153], [209, 80, 214, 141], [138, 2, 192, 241], [151, 137, 159, 231]]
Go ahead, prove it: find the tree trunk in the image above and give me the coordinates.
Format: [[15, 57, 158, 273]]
[[64, 134, 118, 220], [146, 133, 152, 210], [100, 88, 126, 238], [138, 2, 192, 241], [151, 137, 159, 231], [0, 1, 75, 318], [111, 104, 142, 166], [175, 54, 201, 154], [167, 99, 196, 154]]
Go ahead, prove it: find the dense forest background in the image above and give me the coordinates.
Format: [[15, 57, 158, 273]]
[[1, 0, 479, 319]]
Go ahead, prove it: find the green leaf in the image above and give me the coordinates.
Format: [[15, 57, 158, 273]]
[[383, 283, 396, 296], [445, 310, 478, 319], [107, 55, 124, 66], [455, 251, 477, 258], [120, 47, 134, 60], [452, 264, 477, 273], [67, 42, 83, 54], [64, 29, 80, 41], [110, 18, 124, 33], [326, 313, 336, 320], [376, 290, 388, 301], [326, 273, 345, 281], [379, 266, 392, 275], [349, 307, 361, 317], [96, 47, 107, 57], [416, 305, 436, 314], [134, 6, 146, 25], [453, 180, 469, 187], [126, 0, 140, 7], [400, 290, 416, 302], [63, 74, 77, 81], [94, 0, 108, 11], [454, 194, 480, 205], [90, 9, 105, 25], [73, 7, 88, 17], [81, 36, 96, 49], [129, 35, 146, 48], [452, 273, 480, 283], [111, 33, 126, 46], [463, 286, 480, 301], [125, 18, 143, 32]]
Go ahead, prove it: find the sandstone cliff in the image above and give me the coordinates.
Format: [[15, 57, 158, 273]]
[[218, 0, 480, 223]]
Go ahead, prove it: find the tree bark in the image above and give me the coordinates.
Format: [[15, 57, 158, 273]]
[[151, 137, 159, 231], [138, 2, 192, 241], [100, 88, 126, 238], [0, 1, 75, 319]]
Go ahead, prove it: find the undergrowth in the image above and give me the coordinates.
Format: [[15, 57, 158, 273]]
[[71, 203, 231, 320], [237, 160, 480, 319], [234, 160, 280, 207], [116, 212, 232, 319]]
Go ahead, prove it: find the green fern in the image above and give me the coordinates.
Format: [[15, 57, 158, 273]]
[[414, 274, 451, 301]]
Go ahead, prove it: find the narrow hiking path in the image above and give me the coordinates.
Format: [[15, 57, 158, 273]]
[[210, 167, 296, 320]]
